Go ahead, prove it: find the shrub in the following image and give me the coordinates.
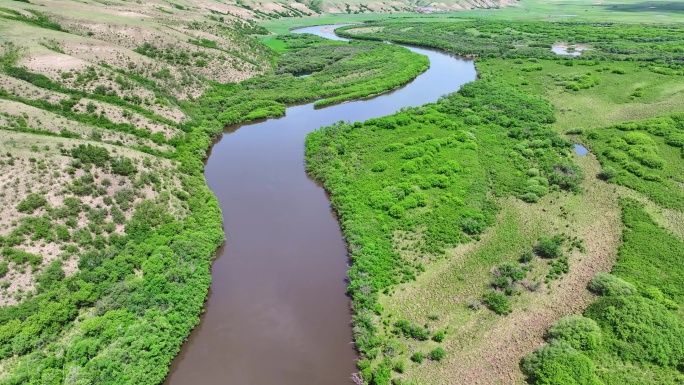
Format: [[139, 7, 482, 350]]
[[394, 320, 429, 341], [522, 192, 540, 203], [388, 205, 405, 219], [585, 295, 684, 367], [432, 330, 446, 343], [392, 360, 405, 373], [599, 166, 618, 180], [535, 235, 564, 258], [547, 316, 602, 353], [71, 144, 110, 167], [666, 133, 684, 148], [36, 260, 65, 292], [2, 247, 42, 267], [623, 132, 654, 146], [410, 352, 424, 363], [548, 161, 584, 190], [521, 340, 602, 385], [111, 157, 137, 176], [484, 291, 512, 315], [17, 193, 48, 213], [587, 273, 636, 296], [464, 115, 481, 125], [519, 251, 534, 263], [428, 347, 446, 361], [371, 161, 388, 172], [0, 262, 7, 278], [526, 184, 548, 197]]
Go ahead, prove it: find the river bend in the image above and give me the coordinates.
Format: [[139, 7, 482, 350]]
[[164, 24, 477, 385]]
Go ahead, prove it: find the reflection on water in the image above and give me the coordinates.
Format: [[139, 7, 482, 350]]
[[552, 45, 586, 57]]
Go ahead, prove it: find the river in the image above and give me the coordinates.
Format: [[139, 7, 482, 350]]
[[164, 24, 476, 385]]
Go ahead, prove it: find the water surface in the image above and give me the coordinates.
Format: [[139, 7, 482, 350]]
[[574, 143, 589, 156], [164, 24, 476, 385], [552, 45, 586, 56]]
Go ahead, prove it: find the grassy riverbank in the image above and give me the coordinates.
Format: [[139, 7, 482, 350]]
[[307, 19, 684, 384], [0, 3, 431, 382]]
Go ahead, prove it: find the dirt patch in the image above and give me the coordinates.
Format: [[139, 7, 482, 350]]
[[0, 74, 68, 104], [0, 130, 186, 306], [71, 98, 181, 139], [0, 99, 172, 151]]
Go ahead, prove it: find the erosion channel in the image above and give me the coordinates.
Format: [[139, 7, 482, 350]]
[[164, 24, 477, 385]]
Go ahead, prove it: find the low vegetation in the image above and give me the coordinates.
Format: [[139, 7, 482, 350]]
[[323, 16, 684, 384], [307, 76, 582, 382], [3, 1, 684, 384], [195, 33, 429, 126], [526, 199, 684, 385]]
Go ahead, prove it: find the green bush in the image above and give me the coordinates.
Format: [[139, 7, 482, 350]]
[[535, 235, 564, 258], [71, 144, 110, 167], [587, 273, 637, 296], [393, 359, 405, 373], [432, 330, 446, 343], [36, 260, 65, 292], [547, 316, 602, 353], [16, 193, 48, 214], [410, 352, 424, 363], [484, 291, 512, 315], [599, 166, 618, 180], [548, 161, 584, 191], [585, 295, 684, 367], [394, 320, 430, 341], [371, 161, 389, 172], [428, 347, 446, 361], [522, 192, 540, 203], [522, 340, 603, 385], [111, 157, 138, 176]]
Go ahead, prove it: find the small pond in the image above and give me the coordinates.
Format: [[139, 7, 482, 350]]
[[551, 45, 586, 57], [574, 144, 589, 156]]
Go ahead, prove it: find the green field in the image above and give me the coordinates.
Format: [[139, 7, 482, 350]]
[[312, 18, 684, 385]]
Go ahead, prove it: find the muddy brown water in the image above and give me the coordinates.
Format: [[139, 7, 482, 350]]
[[164, 25, 476, 385]]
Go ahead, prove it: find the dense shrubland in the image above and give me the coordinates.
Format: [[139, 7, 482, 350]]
[[192, 34, 429, 126], [583, 114, 684, 211], [341, 18, 684, 384], [338, 20, 684, 64], [0, 125, 224, 385], [306, 78, 581, 383], [314, 18, 684, 385]]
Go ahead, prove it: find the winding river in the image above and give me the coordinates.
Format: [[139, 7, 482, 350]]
[[164, 25, 477, 385]]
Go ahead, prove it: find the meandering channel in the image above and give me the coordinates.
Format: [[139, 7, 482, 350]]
[[164, 25, 477, 385]]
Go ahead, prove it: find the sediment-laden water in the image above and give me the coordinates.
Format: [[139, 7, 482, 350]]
[[164, 24, 476, 385]]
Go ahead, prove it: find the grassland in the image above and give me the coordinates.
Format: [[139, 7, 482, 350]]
[[307, 17, 684, 385], [307, 75, 591, 384], [464, 0, 684, 23]]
